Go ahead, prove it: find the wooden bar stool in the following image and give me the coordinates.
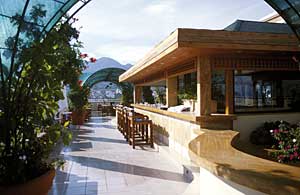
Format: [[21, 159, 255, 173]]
[[116, 105, 123, 132], [128, 111, 154, 149]]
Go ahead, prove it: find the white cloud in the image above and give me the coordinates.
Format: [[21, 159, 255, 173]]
[[73, 0, 274, 65], [93, 43, 151, 65], [144, 1, 176, 15]]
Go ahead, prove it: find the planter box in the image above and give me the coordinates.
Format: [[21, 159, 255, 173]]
[[72, 110, 86, 125], [0, 169, 55, 195]]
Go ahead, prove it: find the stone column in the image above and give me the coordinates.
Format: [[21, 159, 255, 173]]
[[134, 85, 142, 104], [196, 56, 211, 116], [225, 70, 234, 115], [166, 77, 178, 107]]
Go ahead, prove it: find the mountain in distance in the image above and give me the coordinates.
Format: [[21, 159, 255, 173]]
[[83, 57, 132, 73]]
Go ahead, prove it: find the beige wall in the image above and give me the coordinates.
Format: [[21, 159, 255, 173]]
[[233, 112, 300, 141], [134, 108, 200, 161]]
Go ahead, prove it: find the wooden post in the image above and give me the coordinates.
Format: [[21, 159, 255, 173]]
[[134, 85, 142, 104], [166, 77, 178, 107], [225, 70, 234, 115], [196, 56, 211, 116]]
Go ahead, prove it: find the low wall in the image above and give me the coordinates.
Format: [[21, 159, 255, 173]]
[[134, 108, 201, 161], [233, 112, 300, 141]]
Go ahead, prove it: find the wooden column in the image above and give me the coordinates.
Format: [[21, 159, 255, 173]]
[[225, 70, 234, 115], [196, 56, 211, 116], [166, 77, 178, 107], [134, 85, 142, 104]]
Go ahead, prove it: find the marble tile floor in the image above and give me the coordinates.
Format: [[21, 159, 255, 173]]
[[49, 116, 200, 195]]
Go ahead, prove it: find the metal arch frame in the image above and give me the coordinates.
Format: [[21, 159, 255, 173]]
[[83, 68, 126, 88], [265, 0, 300, 41], [41, 0, 91, 36]]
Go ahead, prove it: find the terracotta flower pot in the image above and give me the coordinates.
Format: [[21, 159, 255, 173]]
[[72, 109, 86, 125], [0, 169, 55, 195]]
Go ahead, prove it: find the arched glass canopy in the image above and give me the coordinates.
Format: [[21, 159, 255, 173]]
[[0, 0, 90, 72], [265, 0, 300, 40], [83, 68, 126, 88]]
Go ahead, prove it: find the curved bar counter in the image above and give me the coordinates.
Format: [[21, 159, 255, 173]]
[[189, 130, 300, 195]]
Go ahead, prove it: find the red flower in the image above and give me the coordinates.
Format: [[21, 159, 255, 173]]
[[90, 57, 97, 63], [80, 53, 88, 58], [78, 80, 82, 85]]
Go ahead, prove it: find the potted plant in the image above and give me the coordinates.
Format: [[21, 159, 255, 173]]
[[0, 6, 85, 194], [178, 86, 197, 112], [68, 82, 90, 125]]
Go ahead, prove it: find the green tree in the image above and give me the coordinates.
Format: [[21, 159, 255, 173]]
[[121, 83, 133, 106]]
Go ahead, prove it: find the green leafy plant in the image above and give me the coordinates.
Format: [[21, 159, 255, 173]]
[[178, 86, 197, 103], [0, 5, 85, 185], [142, 86, 155, 104], [68, 81, 90, 112], [120, 83, 133, 106]]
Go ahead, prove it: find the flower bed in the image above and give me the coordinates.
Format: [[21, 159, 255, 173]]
[[270, 121, 300, 163]]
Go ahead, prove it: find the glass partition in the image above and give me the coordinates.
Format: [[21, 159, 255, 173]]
[[234, 70, 300, 112]]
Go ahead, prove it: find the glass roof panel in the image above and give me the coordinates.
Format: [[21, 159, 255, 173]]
[[83, 68, 126, 88], [0, 0, 87, 72], [265, 0, 300, 40]]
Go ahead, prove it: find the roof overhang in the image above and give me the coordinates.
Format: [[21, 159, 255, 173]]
[[119, 28, 300, 83]]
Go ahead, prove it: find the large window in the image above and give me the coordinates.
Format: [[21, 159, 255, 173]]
[[234, 70, 300, 112]]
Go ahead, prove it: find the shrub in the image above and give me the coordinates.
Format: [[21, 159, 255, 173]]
[[270, 121, 300, 163], [249, 121, 284, 146]]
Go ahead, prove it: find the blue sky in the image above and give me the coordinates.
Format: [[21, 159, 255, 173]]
[[74, 0, 274, 64]]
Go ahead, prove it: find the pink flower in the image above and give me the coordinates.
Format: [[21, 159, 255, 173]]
[[80, 53, 88, 58], [274, 129, 279, 134], [294, 152, 298, 157], [90, 57, 97, 63]]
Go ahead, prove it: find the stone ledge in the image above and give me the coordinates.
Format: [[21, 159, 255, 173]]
[[132, 104, 236, 125]]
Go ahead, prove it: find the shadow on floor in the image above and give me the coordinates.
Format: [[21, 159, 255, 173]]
[[50, 169, 99, 195], [68, 155, 190, 183], [88, 117, 112, 123], [76, 135, 128, 144], [63, 140, 93, 152], [84, 123, 116, 129]]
